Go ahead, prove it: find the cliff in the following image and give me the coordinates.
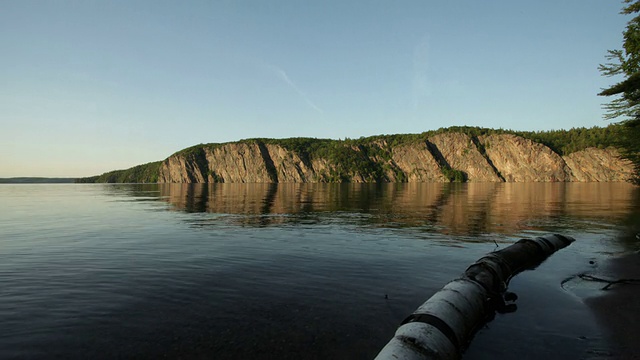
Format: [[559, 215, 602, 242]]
[[563, 147, 634, 182], [427, 133, 502, 182], [390, 142, 447, 182], [77, 125, 636, 184], [155, 133, 635, 183], [478, 134, 571, 182]]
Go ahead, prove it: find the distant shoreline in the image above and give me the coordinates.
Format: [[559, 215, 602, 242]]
[[0, 177, 76, 184]]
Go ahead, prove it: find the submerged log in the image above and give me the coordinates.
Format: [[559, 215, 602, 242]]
[[375, 234, 575, 360]]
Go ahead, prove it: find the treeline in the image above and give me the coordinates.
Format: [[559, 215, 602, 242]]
[[247, 125, 622, 182], [0, 177, 75, 184], [259, 137, 392, 182], [217, 124, 626, 183], [260, 123, 623, 157], [76, 161, 161, 183], [364, 124, 624, 156], [80, 124, 625, 183]]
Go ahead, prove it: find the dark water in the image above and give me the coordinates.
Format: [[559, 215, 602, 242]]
[[0, 183, 638, 359]]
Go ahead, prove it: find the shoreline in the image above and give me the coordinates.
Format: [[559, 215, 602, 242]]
[[585, 251, 640, 359]]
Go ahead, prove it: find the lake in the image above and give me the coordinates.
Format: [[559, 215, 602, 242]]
[[1, 182, 638, 359]]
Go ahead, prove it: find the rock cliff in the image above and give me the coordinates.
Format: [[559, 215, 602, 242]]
[[159, 142, 336, 183], [391, 142, 447, 182], [428, 133, 502, 182], [478, 134, 571, 182], [153, 133, 634, 183], [563, 147, 634, 182]]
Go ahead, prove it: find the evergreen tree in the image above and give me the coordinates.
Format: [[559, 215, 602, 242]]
[[599, 0, 640, 183]]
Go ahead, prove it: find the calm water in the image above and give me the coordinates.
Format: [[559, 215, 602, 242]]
[[1, 183, 638, 359]]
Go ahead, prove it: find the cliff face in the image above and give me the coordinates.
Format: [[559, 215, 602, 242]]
[[205, 143, 275, 183], [479, 134, 571, 182], [265, 144, 316, 182], [428, 133, 502, 182], [391, 142, 447, 182], [159, 143, 332, 184], [563, 147, 634, 182], [157, 134, 635, 183], [160, 152, 208, 183]]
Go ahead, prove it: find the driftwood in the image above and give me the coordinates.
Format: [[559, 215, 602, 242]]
[[375, 234, 575, 360], [562, 273, 640, 290]]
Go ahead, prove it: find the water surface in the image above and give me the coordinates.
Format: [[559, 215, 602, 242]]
[[0, 183, 637, 359]]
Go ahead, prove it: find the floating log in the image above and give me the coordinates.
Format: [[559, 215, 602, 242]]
[[375, 234, 575, 360]]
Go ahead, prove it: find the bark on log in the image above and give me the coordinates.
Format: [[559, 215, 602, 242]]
[[374, 234, 575, 360]]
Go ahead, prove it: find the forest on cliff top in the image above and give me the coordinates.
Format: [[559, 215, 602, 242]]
[[77, 124, 624, 183]]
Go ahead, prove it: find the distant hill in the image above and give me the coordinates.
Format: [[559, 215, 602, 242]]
[[75, 162, 161, 184], [0, 177, 76, 184], [77, 124, 634, 184]]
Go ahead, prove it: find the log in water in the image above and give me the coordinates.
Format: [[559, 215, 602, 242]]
[[375, 234, 575, 360]]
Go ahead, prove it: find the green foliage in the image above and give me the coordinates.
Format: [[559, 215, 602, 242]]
[[258, 137, 334, 167], [262, 125, 622, 168], [441, 167, 467, 183], [598, 0, 640, 119], [332, 144, 384, 182], [394, 168, 407, 182], [209, 170, 223, 183], [83, 124, 627, 183], [194, 126, 623, 183], [257, 137, 390, 182], [621, 119, 640, 184], [74, 176, 98, 183], [599, 0, 640, 182], [0, 177, 76, 184], [78, 161, 161, 183], [176, 142, 238, 160], [417, 124, 623, 156], [510, 125, 624, 156]]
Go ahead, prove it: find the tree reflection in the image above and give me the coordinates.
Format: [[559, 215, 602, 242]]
[[156, 182, 638, 237]]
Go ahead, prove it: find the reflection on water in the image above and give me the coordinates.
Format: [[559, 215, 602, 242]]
[[1, 183, 638, 359], [158, 182, 638, 237]]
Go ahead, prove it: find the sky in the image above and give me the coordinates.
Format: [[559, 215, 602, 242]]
[[0, 1, 633, 177]]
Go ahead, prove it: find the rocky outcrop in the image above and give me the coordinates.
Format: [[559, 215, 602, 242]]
[[159, 143, 269, 183], [156, 134, 634, 183], [159, 151, 208, 183], [204, 143, 275, 183], [264, 144, 316, 182], [564, 147, 634, 182], [428, 133, 502, 182], [391, 143, 448, 182], [478, 134, 570, 182], [159, 143, 310, 183]]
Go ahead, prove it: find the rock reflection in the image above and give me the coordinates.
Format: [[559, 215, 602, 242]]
[[158, 182, 638, 235]]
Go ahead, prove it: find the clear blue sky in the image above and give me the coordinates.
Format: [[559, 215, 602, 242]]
[[0, 1, 632, 177]]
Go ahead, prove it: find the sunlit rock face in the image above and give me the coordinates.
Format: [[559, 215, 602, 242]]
[[203, 143, 275, 183], [157, 134, 635, 183], [390, 142, 448, 182], [159, 143, 279, 183], [158, 151, 208, 183], [478, 134, 571, 182], [428, 133, 502, 182], [564, 147, 634, 182], [263, 144, 316, 182]]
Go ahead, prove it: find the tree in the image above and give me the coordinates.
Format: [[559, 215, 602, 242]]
[[599, 0, 640, 183]]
